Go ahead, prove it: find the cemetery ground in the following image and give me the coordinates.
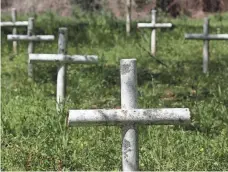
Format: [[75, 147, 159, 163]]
[[1, 10, 228, 171]]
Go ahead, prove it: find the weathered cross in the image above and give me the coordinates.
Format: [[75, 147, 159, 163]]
[[137, 9, 173, 56], [68, 59, 190, 171], [29, 27, 98, 112], [0, 8, 28, 54], [185, 17, 228, 73], [7, 17, 55, 77]]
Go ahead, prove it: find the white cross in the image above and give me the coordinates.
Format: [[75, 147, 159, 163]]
[[0, 8, 28, 54], [137, 9, 172, 56], [185, 17, 228, 73], [126, 0, 131, 36], [7, 17, 55, 78], [68, 59, 190, 171], [29, 27, 98, 112]]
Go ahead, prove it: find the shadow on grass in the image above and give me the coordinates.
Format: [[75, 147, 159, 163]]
[[32, 55, 228, 87], [31, 55, 228, 107], [31, 57, 228, 137], [33, 64, 58, 84], [174, 120, 227, 138]]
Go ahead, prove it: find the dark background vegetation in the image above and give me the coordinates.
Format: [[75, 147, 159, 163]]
[[1, 0, 228, 18]]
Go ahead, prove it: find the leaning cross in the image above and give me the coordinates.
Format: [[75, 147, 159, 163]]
[[68, 59, 190, 171], [137, 9, 172, 56], [29, 27, 98, 112], [7, 17, 55, 77], [0, 8, 28, 54], [185, 17, 228, 73]]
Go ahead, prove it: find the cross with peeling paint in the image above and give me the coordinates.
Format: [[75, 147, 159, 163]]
[[29, 27, 98, 112], [68, 59, 191, 171]]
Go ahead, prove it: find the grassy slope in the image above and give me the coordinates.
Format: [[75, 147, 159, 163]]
[[1, 10, 228, 171]]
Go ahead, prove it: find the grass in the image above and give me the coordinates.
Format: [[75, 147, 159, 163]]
[[1, 9, 228, 171]]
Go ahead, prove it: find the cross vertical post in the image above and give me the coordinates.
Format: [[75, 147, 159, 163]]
[[27, 17, 34, 78], [12, 8, 17, 54], [121, 59, 138, 171], [57, 27, 68, 112], [126, 0, 131, 36], [203, 18, 209, 73], [151, 9, 156, 56]]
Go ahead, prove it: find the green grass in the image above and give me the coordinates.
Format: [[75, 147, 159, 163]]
[[1, 10, 228, 171]]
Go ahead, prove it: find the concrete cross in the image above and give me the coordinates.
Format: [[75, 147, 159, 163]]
[[29, 27, 98, 112], [7, 17, 55, 77], [0, 8, 28, 54], [137, 9, 173, 56], [185, 17, 228, 73], [126, 0, 131, 36], [68, 59, 190, 171]]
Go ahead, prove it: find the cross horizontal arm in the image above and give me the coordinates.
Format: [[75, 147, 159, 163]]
[[7, 35, 55, 41], [0, 21, 28, 27], [137, 23, 172, 28], [68, 108, 190, 126], [29, 54, 98, 64], [185, 34, 228, 40]]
